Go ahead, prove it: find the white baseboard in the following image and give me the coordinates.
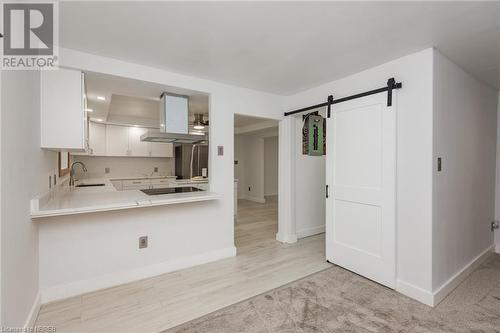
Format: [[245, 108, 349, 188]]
[[297, 225, 325, 239], [40, 246, 237, 304], [396, 279, 434, 306], [24, 292, 41, 328], [243, 195, 266, 204], [276, 232, 297, 244], [396, 244, 495, 307], [432, 244, 494, 306]]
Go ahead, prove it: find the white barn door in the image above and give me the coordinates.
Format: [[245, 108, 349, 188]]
[[325, 93, 396, 288]]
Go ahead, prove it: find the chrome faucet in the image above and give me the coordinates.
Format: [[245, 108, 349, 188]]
[[69, 161, 87, 187]]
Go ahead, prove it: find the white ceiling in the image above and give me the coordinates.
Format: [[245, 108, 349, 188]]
[[108, 94, 159, 120], [85, 71, 209, 124], [61, 2, 500, 94], [234, 114, 278, 135], [234, 114, 276, 128]]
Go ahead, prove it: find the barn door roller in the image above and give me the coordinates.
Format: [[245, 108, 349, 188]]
[[284, 78, 402, 117]]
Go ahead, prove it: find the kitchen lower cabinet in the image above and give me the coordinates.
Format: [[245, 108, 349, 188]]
[[150, 178, 172, 188], [122, 185, 151, 191], [121, 179, 151, 190], [193, 183, 209, 191], [110, 178, 210, 192]]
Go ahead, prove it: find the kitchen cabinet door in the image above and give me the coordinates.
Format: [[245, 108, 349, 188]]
[[41, 69, 87, 151], [150, 142, 173, 157], [128, 127, 150, 157], [106, 125, 129, 156], [122, 179, 152, 191], [150, 178, 172, 189], [194, 183, 209, 191], [88, 122, 106, 155]]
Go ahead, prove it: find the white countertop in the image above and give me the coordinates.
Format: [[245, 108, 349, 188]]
[[31, 177, 220, 219], [109, 175, 178, 181]]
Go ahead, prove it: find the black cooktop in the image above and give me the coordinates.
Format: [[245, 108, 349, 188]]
[[140, 187, 202, 196]]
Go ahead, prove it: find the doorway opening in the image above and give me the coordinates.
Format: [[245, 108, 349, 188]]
[[234, 114, 279, 252]]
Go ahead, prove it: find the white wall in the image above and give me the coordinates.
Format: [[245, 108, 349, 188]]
[[285, 49, 435, 300], [234, 127, 278, 203], [0, 69, 2, 326], [234, 135, 246, 198], [73, 155, 174, 179], [1, 71, 60, 326], [38, 201, 234, 302], [496, 91, 500, 253], [264, 136, 278, 196], [238, 134, 264, 202], [36, 48, 284, 302], [293, 114, 326, 239], [432, 51, 498, 293]]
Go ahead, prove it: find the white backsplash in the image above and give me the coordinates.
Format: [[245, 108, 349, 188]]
[[73, 155, 175, 179]]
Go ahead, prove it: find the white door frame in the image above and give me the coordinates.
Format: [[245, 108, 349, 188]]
[[277, 116, 298, 243]]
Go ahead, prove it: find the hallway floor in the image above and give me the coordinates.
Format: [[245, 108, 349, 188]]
[[35, 196, 329, 332], [169, 253, 500, 332]]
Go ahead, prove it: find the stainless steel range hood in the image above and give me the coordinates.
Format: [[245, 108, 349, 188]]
[[140, 130, 207, 144], [140, 92, 208, 144]]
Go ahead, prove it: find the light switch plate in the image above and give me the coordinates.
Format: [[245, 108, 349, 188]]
[[217, 146, 224, 156], [139, 236, 148, 249]]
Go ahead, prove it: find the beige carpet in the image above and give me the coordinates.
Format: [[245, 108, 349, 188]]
[[166, 253, 500, 332]]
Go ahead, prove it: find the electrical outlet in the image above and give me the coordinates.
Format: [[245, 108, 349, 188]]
[[139, 236, 148, 249], [105, 167, 110, 174], [154, 167, 158, 172]]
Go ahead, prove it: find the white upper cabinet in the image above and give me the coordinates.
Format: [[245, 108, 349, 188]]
[[88, 121, 106, 156], [106, 125, 129, 156], [150, 142, 174, 157], [41, 68, 88, 151], [128, 127, 150, 157], [76, 122, 174, 158]]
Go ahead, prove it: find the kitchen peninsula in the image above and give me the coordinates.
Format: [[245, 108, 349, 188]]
[[31, 177, 218, 219]]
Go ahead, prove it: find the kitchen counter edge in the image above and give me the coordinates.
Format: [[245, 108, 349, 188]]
[[30, 191, 222, 219]]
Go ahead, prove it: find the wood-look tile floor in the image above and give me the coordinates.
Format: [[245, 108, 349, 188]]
[[35, 196, 330, 332]]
